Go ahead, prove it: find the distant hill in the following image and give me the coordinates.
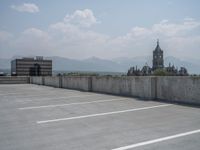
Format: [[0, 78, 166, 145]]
[[47, 56, 124, 72], [0, 56, 199, 74]]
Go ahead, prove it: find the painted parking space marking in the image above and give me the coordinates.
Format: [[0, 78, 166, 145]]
[[19, 98, 129, 110], [111, 129, 200, 150], [0, 92, 26, 96], [1, 93, 62, 98], [37, 104, 172, 124], [16, 94, 97, 102], [0, 90, 89, 97]]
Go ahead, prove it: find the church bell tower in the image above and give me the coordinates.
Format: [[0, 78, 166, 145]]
[[152, 39, 164, 70]]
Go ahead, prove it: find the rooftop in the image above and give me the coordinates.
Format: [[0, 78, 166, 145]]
[[0, 84, 200, 150]]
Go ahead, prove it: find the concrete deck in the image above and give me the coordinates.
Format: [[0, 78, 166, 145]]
[[0, 84, 200, 150]]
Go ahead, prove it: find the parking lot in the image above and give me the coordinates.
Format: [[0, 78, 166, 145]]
[[0, 84, 200, 150]]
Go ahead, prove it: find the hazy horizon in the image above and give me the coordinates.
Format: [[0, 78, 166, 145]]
[[1, 55, 200, 74]]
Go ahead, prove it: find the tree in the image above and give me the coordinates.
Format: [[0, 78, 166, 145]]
[[153, 69, 168, 76]]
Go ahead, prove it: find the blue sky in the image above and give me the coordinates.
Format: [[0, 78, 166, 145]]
[[0, 0, 200, 60]]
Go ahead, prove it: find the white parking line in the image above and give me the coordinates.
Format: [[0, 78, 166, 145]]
[[0, 92, 24, 96], [19, 98, 128, 110], [111, 129, 200, 150], [1, 93, 59, 97], [0, 90, 86, 97], [37, 104, 172, 124], [7, 93, 79, 98], [17, 94, 98, 102]]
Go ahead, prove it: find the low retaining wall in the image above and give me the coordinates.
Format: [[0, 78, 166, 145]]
[[0, 76, 30, 84], [92, 76, 155, 99], [30, 76, 200, 105], [156, 76, 200, 105], [30, 76, 43, 85], [62, 76, 91, 91], [43, 76, 60, 88]]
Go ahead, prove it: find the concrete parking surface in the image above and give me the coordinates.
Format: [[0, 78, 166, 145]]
[[0, 84, 200, 150]]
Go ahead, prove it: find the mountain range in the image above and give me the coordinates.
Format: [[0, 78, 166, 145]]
[[0, 56, 199, 74]]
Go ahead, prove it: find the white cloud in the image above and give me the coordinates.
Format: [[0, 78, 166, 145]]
[[1, 11, 200, 60], [12, 28, 54, 56], [160, 19, 169, 24], [22, 28, 49, 39], [152, 19, 200, 37], [128, 27, 152, 37], [0, 31, 13, 42], [107, 19, 200, 58], [49, 22, 110, 58], [50, 22, 108, 43], [11, 3, 39, 13], [64, 9, 98, 27], [184, 17, 195, 21]]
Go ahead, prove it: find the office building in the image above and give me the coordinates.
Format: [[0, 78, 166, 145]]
[[11, 56, 52, 76]]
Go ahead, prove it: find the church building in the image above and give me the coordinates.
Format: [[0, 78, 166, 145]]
[[152, 40, 164, 70], [127, 40, 188, 76]]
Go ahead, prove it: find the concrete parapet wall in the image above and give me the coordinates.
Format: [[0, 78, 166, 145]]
[[0, 76, 30, 84], [62, 76, 91, 91], [29, 76, 200, 105], [156, 76, 200, 105], [92, 76, 154, 99], [43, 76, 60, 88], [30, 76, 43, 85]]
